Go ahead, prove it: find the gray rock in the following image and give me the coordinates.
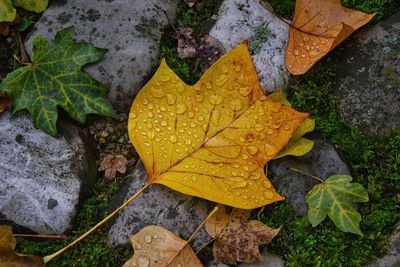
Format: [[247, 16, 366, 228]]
[[334, 12, 400, 135], [207, 251, 284, 267], [368, 223, 400, 267], [268, 137, 350, 216], [209, 0, 290, 93], [26, 0, 178, 112], [0, 112, 97, 234], [108, 161, 211, 249]]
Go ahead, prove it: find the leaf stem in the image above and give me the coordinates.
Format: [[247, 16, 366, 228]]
[[167, 206, 219, 265], [288, 167, 325, 183], [14, 234, 67, 239], [43, 182, 152, 263]]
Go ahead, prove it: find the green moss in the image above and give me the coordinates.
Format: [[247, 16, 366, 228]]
[[257, 53, 400, 266]]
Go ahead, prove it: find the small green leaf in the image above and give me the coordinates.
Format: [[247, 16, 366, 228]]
[[12, 0, 48, 13], [15, 17, 33, 31], [306, 175, 369, 235], [0, 27, 116, 136], [0, 0, 16, 22]]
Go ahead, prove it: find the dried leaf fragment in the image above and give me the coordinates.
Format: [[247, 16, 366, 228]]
[[123, 225, 203, 267], [286, 0, 375, 75], [128, 43, 308, 209], [205, 205, 280, 265], [98, 154, 128, 180], [0, 93, 11, 113], [177, 28, 198, 59], [0, 225, 44, 266]]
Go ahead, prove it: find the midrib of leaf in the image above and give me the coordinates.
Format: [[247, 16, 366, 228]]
[[330, 184, 366, 200], [148, 96, 300, 184], [325, 186, 360, 232]]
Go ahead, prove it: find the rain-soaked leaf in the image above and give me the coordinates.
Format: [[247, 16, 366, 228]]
[[286, 0, 375, 75], [269, 92, 315, 159], [0, 0, 15, 22], [12, 0, 48, 13], [98, 154, 128, 180], [205, 205, 280, 265], [123, 225, 203, 267], [0, 27, 116, 136], [0, 225, 44, 266], [306, 175, 369, 235], [128, 43, 308, 209]]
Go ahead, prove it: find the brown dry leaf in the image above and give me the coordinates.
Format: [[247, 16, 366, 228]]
[[177, 28, 198, 59], [205, 205, 280, 265], [98, 154, 128, 180], [0, 93, 11, 113], [286, 0, 375, 75], [123, 225, 203, 267], [196, 35, 226, 73], [184, 0, 197, 8], [0, 225, 44, 267], [0, 13, 20, 36]]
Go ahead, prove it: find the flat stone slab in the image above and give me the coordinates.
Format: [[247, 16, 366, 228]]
[[0, 112, 96, 234], [108, 161, 211, 249], [207, 251, 284, 267], [334, 12, 400, 135], [209, 0, 290, 93], [268, 136, 350, 216], [26, 0, 178, 112]]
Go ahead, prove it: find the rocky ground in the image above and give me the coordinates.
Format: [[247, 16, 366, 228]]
[[0, 0, 399, 266]]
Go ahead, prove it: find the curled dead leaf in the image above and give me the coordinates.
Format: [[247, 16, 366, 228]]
[[98, 154, 128, 180], [177, 28, 198, 59], [205, 205, 280, 265], [0, 225, 44, 267], [0, 93, 11, 114], [286, 0, 375, 75], [123, 225, 203, 267]]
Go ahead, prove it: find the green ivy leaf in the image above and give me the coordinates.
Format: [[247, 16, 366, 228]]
[[12, 0, 48, 13], [306, 175, 369, 235], [0, 27, 116, 136], [0, 0, 16, 22]]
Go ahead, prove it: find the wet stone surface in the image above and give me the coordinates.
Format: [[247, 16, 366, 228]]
[[209, 0, 290, 93], [108, 161, 211, 249], [0, 112, 97, 234], [207, 251, 284, 267], [334, 12, 400, 136], [268, 136, 351, 216], [25, 0, 179, 112]]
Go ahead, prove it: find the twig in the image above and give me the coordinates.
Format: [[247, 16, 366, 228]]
[[16, 32, 29, 63], [43, 182, 152, 263], [167, 206, 219, 265], [195, 238, 214, 254], [14, 234, 67, 239], [288, 167, 325, 183]]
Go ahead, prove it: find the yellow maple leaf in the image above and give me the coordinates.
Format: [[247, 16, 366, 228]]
[[128, 43, 308, 209]]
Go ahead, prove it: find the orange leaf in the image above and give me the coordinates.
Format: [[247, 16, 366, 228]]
[[286, 0, 375, 75], [128, 42, 308, 209], [123, 225, 203, 267], [205, 205, 280, 265]]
